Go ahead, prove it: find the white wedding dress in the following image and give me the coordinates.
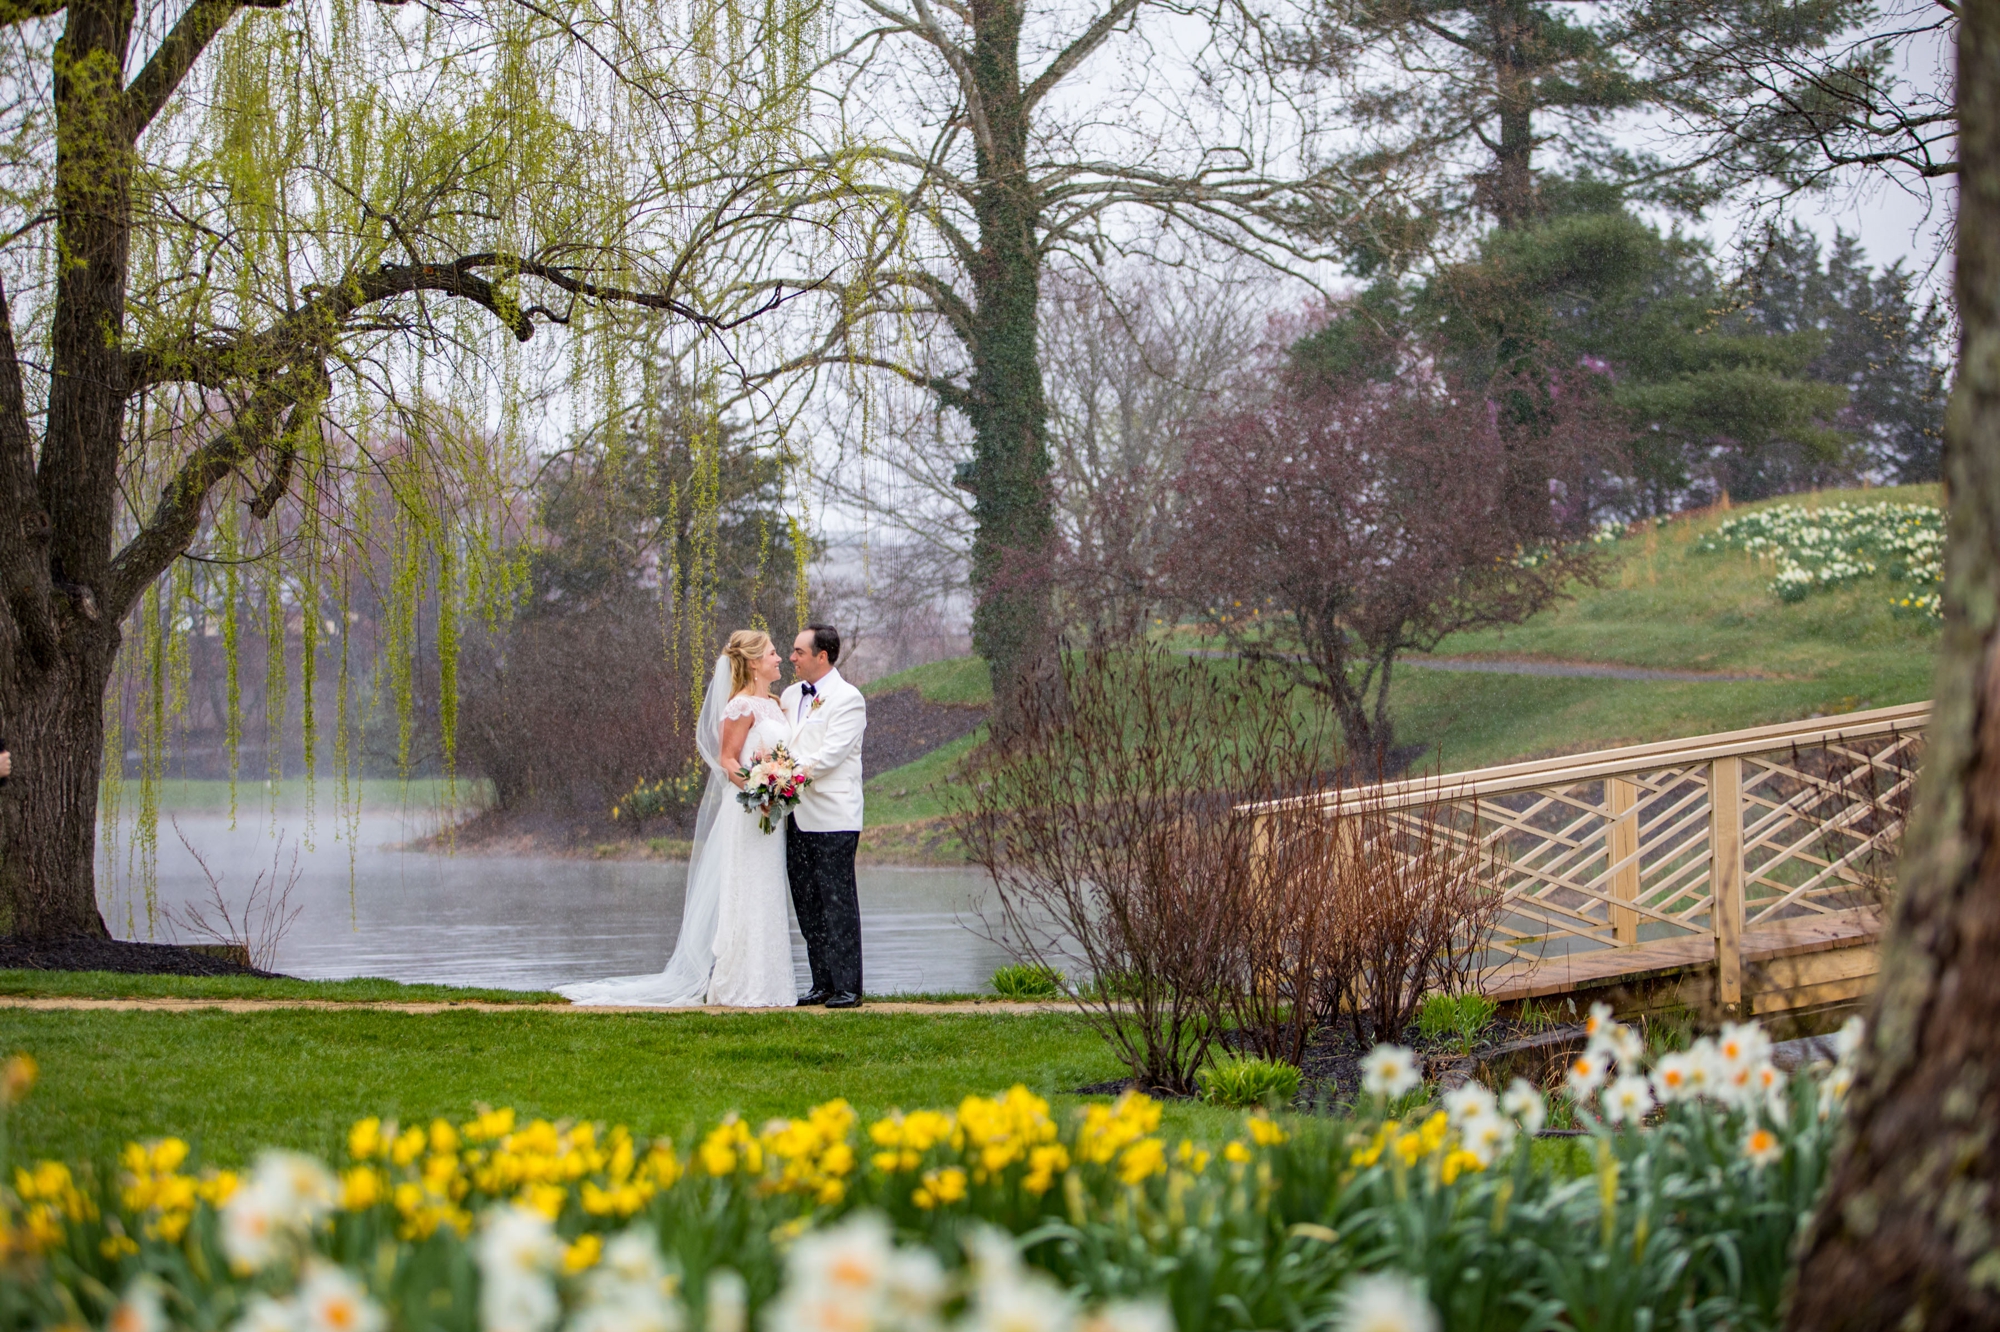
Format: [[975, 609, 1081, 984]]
[[557, 663, 798, 1008]]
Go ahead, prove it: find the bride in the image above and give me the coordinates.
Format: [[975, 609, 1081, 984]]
[[557, 630, 798, 1007]]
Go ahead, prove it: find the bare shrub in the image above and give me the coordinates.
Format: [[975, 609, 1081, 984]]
[[956, 647, 1340, 1095], [164, 820, 305, 972], [1234, 780, 1501, 1059], [1325, 791, 1501, 1044], [1223, 812, 1350, 1067]]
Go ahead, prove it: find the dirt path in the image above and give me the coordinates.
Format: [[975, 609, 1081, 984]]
[[0, 995, 1073, 1017], [1403, 656, 1768, 682]]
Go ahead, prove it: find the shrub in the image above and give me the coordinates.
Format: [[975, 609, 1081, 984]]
[[1198, 1056, 1303, 1109], [990, 963, 1064, 1000], [957, 646, 1343, 1094]]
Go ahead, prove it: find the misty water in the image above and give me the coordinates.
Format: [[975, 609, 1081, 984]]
[[96, 805, 1017, 995]]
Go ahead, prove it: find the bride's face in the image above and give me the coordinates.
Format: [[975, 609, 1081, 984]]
[[756, 643, 782, 686]]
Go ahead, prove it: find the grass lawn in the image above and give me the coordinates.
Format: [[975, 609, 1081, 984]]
[[860, 485, 1942, 827], [0, 970, 566, 1004], [0, 1006, 1252, 1167]]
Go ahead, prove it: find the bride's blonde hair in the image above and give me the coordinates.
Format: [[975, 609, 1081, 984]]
[[724, 630, 774, 696]]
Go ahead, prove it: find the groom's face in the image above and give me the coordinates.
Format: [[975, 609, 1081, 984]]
[[791, 630, 832, 684]]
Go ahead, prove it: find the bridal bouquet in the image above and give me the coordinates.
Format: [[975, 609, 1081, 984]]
[[738, 744, 811, 833]]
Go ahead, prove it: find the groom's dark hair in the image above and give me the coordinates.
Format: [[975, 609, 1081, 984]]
[[805, 622, 841, 665]]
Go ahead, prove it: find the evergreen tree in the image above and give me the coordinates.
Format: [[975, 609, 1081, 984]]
[[1741, 225, 1950, 483]]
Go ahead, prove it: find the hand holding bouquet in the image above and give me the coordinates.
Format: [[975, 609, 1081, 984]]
[[737, 744, 811, 834]]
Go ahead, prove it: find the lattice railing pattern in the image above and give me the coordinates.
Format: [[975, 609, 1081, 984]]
[[1247, 702, 1926, 1004]]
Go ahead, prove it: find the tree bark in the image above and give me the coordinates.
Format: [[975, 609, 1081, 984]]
[[1786, 4, 2000, 1324], [1480, 0, 1537, 228], [0, 0, 140, 938], [962, 0, 1057, 730], [0, 633, 121, 937]]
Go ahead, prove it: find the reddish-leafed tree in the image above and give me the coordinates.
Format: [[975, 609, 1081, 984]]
[[1164, 354, 1615, 760]]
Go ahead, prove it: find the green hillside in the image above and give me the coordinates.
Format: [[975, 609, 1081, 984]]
[[861, 484, 1941, 833]]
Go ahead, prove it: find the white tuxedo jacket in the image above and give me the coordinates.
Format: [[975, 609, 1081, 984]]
[[780, 669, 866, 832]]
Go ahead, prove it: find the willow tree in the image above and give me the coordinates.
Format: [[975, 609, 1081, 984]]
[[738, 0, 1365, 717], [0, 0, 833, 937]]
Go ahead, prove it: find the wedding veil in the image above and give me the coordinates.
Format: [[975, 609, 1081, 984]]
[[554, 655, 734, 1006]]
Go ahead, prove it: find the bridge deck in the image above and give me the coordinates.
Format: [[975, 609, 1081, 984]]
[[1487, 906, 1884, 1013]]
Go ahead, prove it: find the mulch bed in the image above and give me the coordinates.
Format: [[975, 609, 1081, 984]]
[[0, 936, 277, 977], [862, 688, 988, 775], [1071, 1017, 1590, 1110]]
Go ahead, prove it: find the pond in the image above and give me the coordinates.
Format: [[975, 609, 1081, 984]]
[[96, 807, 1017, 995]]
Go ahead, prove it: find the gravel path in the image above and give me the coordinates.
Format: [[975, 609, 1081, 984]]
[[1184, 647, 1765, 683]]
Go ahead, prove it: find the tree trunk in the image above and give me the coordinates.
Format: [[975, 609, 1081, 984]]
[[0, 0, 135, 939], [1786, 6, 2000, 1325], [1481, 0, 1537, 228], [964, 0, 1057, 731], [0, 637, 120, 937]]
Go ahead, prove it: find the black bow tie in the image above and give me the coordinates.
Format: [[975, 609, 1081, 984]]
[[800, 683, 817, 697]]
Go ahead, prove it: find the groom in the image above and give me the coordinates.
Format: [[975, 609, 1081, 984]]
[[782, 623, 867, 1008]]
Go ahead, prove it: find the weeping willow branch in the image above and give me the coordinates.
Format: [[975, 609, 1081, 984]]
[[105, 366, 327, 621]]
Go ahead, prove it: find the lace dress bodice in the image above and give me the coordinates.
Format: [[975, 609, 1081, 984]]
[[721, 694, 790, 769]]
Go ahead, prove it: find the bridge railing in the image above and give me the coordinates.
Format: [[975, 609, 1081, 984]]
[[1242, 701, 1927, 1007]]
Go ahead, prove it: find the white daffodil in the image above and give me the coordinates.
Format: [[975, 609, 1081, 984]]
[[1833, 1016, 1866, 1063], [883, 1247, 948, 1328], [250, 1150, 338, 1229], [1714, 1022, 1772, 1080], [963, 1268, 1075, 1332], [221, 1183, 286, 1272], [1605, 1023, 1645, 1072], [1441, 1082, 1497, 1126], [1360, 1045, 1421, 1100], [704, 1271, 748, 1332], [484, 1275, 561, 1332], [1077, 1303, 1175, 1332], [600, 1228, 670, 1287], [1649, 1052, 1696, 1103], [1583, 1002, 1614, 1045], [790, 1211, 895, 1299], [1565, 1050, 1609, 1102], [297, 1262, 387, 1332], [1602, 1075, 1655, 1125], [1457, 1111, 1516, 1167], [478, 1206, 564, 1332], [231, 1294, 300, 1332], [1501, 1079, 1546, 1136], [107, 1278, 166, 1332], [1333, 1271, 1439, 1332], [1741, 1124, 1784, 1168], [570, 1287, 684, 1332]]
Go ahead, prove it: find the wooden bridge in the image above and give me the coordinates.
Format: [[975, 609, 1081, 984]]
[[1249, 702, 1926, 1026]]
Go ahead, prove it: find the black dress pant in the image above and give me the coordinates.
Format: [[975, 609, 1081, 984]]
[[786, 818, 863, 995]]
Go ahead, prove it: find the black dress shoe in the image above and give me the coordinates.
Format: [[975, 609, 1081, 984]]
[[797, 989, 831, 1006], [822, 992, 862, 1009]]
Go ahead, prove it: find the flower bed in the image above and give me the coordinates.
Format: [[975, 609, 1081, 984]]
[[0, 1014, 1858, 1332], [1695, 500, 1943, 619]]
